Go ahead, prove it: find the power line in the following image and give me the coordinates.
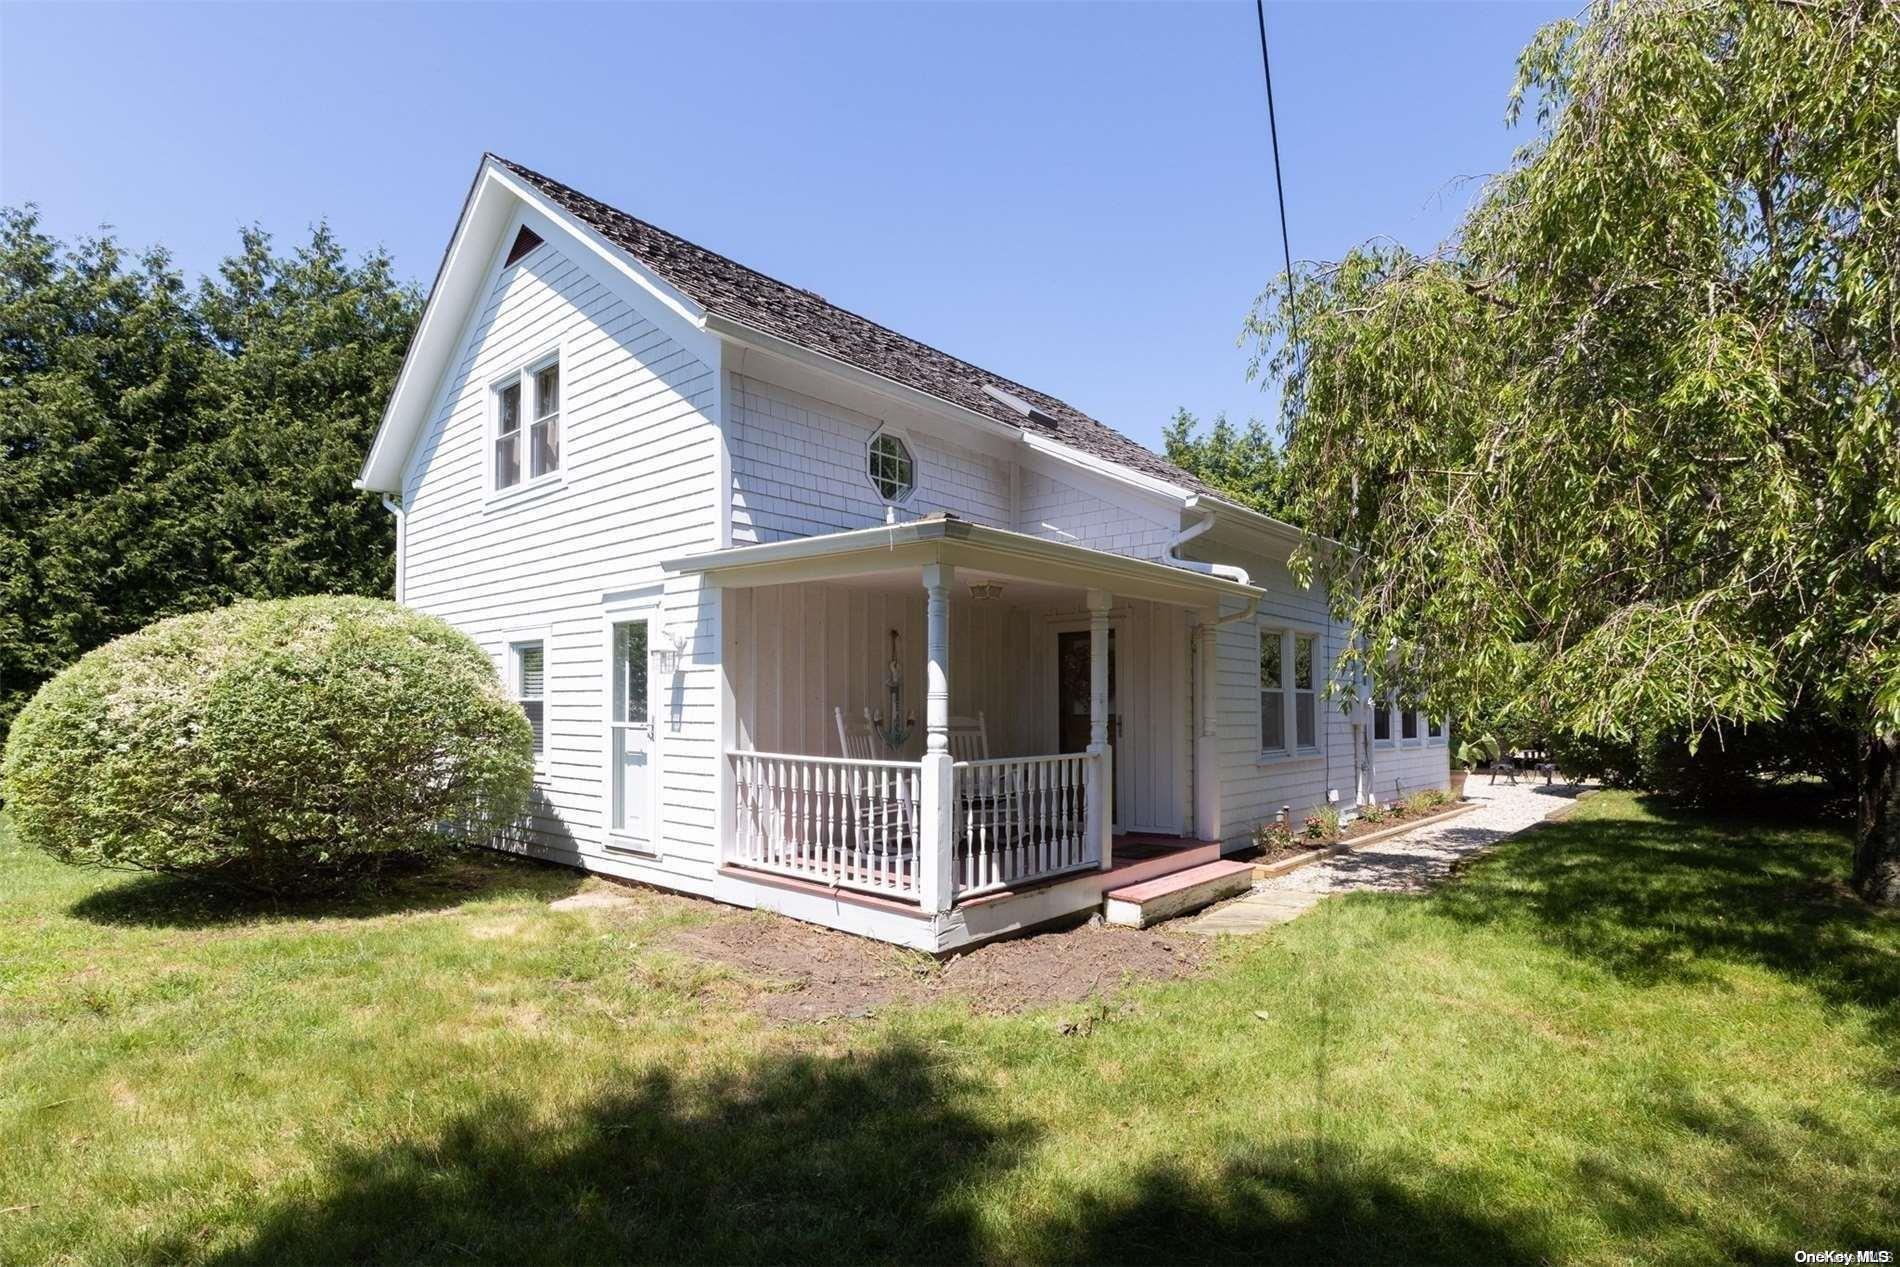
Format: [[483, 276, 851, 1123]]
[[1254, 0, 1301, 367]]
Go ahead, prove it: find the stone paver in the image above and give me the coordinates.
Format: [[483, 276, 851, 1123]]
[[549, 887, 640, 912], [1185, 777, 1592, 934]]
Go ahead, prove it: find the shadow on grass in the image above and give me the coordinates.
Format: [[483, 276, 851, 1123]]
[[1434, 794, 1900, 1035], [67, 851, 581, 930], [1573, 1079, 1900, 1257], [193, 1042, 1559, 1267], [1023, 1139, 1557, 1265]]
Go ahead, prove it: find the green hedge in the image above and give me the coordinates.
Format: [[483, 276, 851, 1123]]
[[1, 596, 533, 892]]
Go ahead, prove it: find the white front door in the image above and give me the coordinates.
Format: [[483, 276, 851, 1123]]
[[609, 618, 653, 843]]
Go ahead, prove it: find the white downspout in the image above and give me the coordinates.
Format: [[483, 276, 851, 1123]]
[[1167, 496, 1257, 846], [381, 494, 407, 604]]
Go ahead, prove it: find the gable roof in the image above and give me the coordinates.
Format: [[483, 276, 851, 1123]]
[[487, 155, 1214, 498]]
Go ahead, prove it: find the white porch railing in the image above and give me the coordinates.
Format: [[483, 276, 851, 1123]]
[[727, 748, 1103, 907], [728, 751, 920, 899], [952, 752, 1098, 899]]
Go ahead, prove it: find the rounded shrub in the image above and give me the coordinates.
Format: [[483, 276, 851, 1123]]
[[1, 596, 534, 893]]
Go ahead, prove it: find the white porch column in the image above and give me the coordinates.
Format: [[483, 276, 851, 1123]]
[[918, 563, 956, 913], [1087, 589, 1114, 871], [1193, 610, 1222, 844]]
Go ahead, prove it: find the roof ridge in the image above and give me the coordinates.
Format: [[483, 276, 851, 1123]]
[[491, 155, 1083, 414], [487, 153, 1215, 498]]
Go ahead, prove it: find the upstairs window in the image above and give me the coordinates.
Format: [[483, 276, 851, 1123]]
[[867, 431, 915, 503], [494, 356, 560, 492], [512, 641, 546, 754]]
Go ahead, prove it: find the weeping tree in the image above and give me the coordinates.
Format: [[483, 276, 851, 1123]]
[[1247, 0, 1899, 900]]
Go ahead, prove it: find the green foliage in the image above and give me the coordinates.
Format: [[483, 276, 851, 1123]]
[[1243, 0, 1899, 892], [1456, 733, 1502, 771], [0, 596, 533, 893], [1161, 408, 1294, 522], [1252, 817, 1295, 853], [1304, 804, 1342, 841], [0, 209, 419, 752]]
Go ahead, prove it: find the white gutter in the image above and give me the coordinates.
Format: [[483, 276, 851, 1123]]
[[1165, 500, 1256, 626], [380, 494, 407, 603]]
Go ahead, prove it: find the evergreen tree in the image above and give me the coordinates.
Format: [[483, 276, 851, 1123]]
[[1162, 408, 1293, 522], [0, 209, 420, 748]]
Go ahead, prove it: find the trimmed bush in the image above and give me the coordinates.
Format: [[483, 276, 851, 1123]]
[[1, 596, 534, 893]]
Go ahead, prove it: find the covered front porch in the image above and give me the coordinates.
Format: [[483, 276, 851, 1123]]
[[665, 515, 1262, 948]]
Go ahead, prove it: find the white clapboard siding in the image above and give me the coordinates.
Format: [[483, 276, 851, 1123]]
[[401, 233, 721, 878], [1190, 537, 1450, 848]]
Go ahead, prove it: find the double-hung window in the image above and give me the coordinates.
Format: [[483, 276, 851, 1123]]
[[1374, 697, 1393, 744], [494, 356, 560, 492], [1260, 633, 1286, 752], [1292, 634, 1316, 749], [1402, 706, 1420, 741], [1261, 627, 1319, 756], [512, 641, 546, 755], [1427, 716, 1444, 740]]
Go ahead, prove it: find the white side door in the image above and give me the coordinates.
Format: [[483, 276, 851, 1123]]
[[608, 617, 654, 846]]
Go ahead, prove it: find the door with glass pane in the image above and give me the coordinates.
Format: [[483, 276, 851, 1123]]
[[609, 620, 652, 842]]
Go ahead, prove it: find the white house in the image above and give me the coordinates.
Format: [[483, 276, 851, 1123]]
[[356, 155, 1449, 951]]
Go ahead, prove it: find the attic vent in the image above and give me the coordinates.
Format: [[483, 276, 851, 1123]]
[[505, 226, 544, 267], [980, 383, 1061, 432]]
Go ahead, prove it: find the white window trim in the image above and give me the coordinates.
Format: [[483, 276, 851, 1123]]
[[865, 423, 918, 506], [502, 627, 553, 769], [1400, 701, 1425, 746], [1258, 623, 1323, 761], [485, 343, 567, 508], [1373, 692, 1398, 749]]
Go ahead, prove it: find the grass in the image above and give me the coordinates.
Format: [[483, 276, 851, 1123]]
[[2, 791, 1896, 1265]]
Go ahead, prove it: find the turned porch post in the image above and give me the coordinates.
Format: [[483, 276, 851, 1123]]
[[1088, 589, 1114, 870], [918, 563, 956, 913]]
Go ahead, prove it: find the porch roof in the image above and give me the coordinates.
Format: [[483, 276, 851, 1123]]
[[661, 514, 1264, 609]]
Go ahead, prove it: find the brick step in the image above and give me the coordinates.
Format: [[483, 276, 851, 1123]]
[[1102, 859, 1255, 929]]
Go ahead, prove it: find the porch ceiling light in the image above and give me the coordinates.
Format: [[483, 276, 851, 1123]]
[[969, 580, 1005, 603]]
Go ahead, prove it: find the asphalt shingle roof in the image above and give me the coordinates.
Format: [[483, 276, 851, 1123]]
[[492, 155, 1213, 498]]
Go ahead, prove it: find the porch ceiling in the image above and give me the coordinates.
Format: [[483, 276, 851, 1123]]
[[662, 514, 1264, 609]]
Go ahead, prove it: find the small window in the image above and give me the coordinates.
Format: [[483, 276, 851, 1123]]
[[867, 432, 915, 502], [513, 642, 546, 754], [1293, 635, 1316, 749], [1427, 716, 1444, 739], [1374, 699, 1393, 743], [494, 357, 560, 492], [1259, 632, 1285, 751], [1402, 707, 1420, 741]]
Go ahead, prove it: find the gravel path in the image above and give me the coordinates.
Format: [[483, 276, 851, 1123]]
[[1187, 776, 1592, 934], [1260, 776, 1593, 897]]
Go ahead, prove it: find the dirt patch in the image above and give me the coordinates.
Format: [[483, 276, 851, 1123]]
[[665, 913, 1208, 1024]]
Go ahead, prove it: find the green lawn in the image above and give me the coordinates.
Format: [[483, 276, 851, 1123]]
[[2, 792, 1896, 1265]]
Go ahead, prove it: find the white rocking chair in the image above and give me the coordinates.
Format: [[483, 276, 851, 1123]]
[[946, 713, 991, 763], [834, 707, 915, 870]]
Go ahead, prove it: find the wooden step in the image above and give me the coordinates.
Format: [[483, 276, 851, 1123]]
[[1102, 860, 1255, 928]]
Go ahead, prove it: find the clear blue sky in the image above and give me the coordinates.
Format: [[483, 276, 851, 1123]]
[[2, 1, 1568, 453]]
